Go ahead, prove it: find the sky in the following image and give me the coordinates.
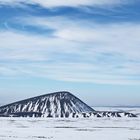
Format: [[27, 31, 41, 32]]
[[0, 0, 140, 106]]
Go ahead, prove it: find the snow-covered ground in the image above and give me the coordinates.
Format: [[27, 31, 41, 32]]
[[0, 107, 140, 140]]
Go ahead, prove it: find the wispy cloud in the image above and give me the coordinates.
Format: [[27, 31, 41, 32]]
[[0, 17, 140, 85], [0, 0, 130, 7], [19, 16, 140, 60], [0, 0, 140, 85]]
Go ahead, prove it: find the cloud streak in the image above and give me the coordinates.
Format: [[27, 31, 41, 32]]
[[19, 16, 140, 60], [0, 0, 130, 8], [0, 1, 140, 85], [0, 18, 140, 85]]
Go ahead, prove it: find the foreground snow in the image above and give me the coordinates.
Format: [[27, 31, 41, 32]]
[[0, 107, 140, 140]]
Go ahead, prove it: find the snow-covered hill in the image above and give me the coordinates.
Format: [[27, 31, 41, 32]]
[[0, 91, 94, 117], [0, 91, 137, 118]]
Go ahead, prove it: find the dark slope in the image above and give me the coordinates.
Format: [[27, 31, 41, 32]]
[[0, 91, 137, 118], [0, 91, 94, 117]]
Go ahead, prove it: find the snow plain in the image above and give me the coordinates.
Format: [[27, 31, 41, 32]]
[[0, 107, 140, 140]]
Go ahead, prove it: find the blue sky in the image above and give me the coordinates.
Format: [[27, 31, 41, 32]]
[[0, 0, 140, 106]]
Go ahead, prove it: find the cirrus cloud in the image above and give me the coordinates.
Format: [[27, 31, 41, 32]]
[[0, 0, 132, 8]]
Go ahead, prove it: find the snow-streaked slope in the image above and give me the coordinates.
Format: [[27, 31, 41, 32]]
[[0, 91, 94, 117], [0, 91, 138, 118]]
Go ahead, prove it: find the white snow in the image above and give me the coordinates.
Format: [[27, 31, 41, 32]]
[[0, 107, 140, 140]]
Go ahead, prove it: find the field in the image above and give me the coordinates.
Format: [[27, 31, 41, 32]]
[[0, 107, 140, 140]]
